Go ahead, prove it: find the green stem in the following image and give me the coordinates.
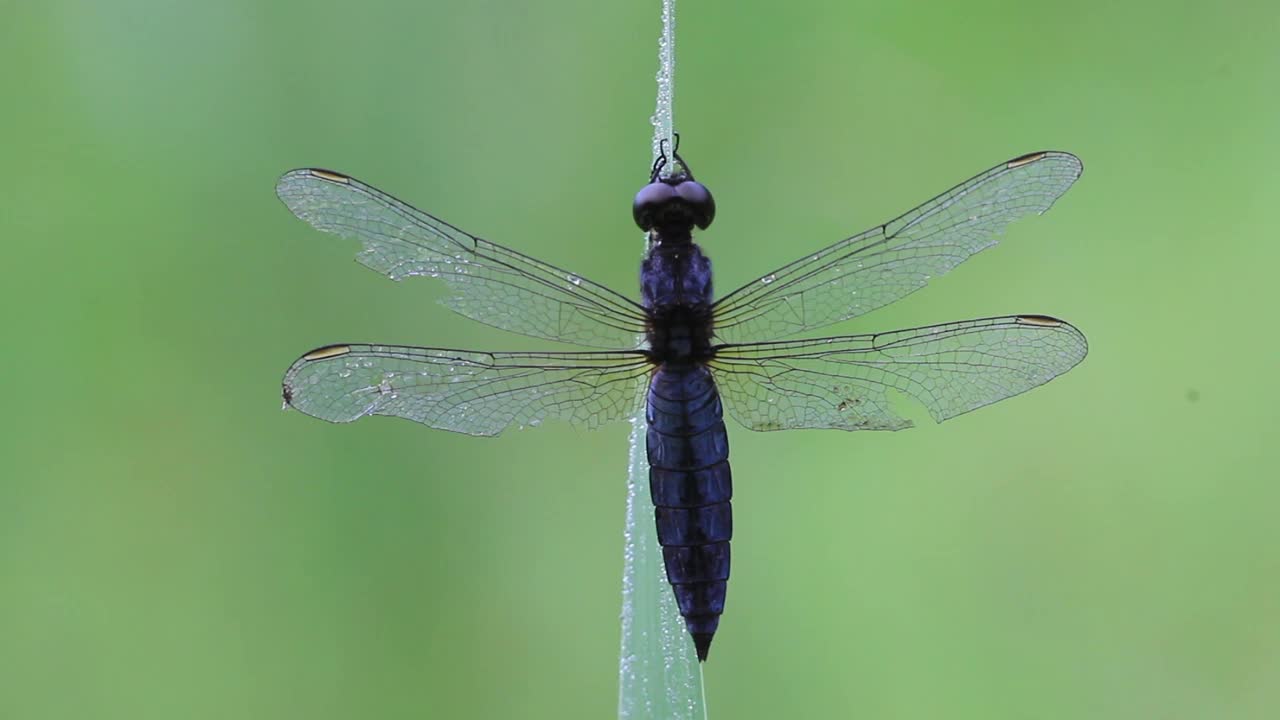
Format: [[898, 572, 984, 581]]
[[617, 1, 708, 718], [618, 415, 706, 719]]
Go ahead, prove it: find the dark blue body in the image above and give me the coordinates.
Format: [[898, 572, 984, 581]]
[[641, 236, 732, 661]]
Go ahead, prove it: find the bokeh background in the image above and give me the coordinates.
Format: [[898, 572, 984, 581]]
[[4, 1, 1279, 718]]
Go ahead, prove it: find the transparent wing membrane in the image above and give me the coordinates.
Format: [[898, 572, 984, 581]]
[[279, 155, 1087, 439], [710, 315, 1087, 432], [712, 152, 1082, 344], [283, 344, 651, 436], [277, 169, 648, 348]]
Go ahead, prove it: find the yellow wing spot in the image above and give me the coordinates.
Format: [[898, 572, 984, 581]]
[[1006, 152, 1048, 169], [303, 344, 352, 361], [309, 169, 351, 184], [1015, 315, 1062, 327]]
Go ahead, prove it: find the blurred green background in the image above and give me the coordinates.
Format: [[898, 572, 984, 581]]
[[4, 0, 1278, 718]]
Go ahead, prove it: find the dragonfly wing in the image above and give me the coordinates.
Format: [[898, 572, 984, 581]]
[[277, 169, 648, 348], [710, 315, 1086, 431], [712, 152, 1082, 344], [283, 344, 651, 436]]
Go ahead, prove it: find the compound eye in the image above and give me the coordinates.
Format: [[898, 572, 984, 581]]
[[675, 180, 716, 229], [632, 182, 677, 230]]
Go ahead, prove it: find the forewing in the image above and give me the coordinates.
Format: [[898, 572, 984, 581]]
[[710, 315, 1086, 431], [277, 169, 648, 348], [712, 152, 1082, 344], [283, 344, 651, 436]]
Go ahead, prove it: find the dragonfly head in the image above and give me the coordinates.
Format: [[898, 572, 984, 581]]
[[633, 173, 716, 234], [635, 141, 716, 234]]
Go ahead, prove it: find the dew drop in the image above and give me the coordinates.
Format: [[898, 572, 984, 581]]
[[567, 274, 583, 286], [760, 273, 777, 284]]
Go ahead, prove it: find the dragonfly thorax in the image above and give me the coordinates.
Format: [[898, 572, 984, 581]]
[[647, 304, 715, 363], [642, 239, 716, 364]]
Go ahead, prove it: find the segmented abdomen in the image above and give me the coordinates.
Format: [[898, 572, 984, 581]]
[[646, 363, 732, 661]]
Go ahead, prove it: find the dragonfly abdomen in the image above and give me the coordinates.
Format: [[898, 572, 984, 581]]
[[646, 364, 732, 661]]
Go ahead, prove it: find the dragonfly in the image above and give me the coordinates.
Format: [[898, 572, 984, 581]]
[[278, 148, 1087, 661]]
